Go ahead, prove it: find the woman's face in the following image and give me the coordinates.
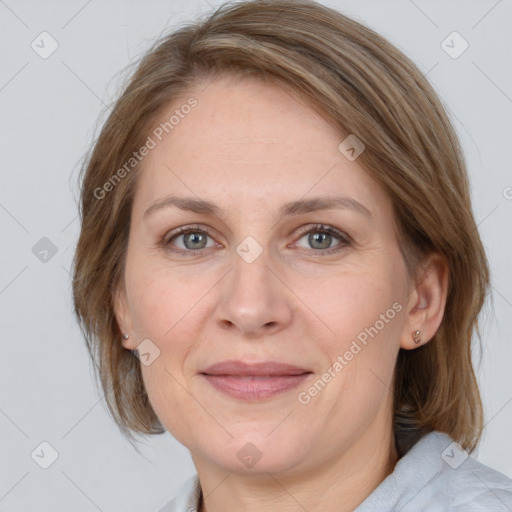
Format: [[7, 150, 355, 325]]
[[116, 74, 415, 476]]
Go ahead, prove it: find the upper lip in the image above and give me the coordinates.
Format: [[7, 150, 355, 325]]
[[200, 360, 311, 376]]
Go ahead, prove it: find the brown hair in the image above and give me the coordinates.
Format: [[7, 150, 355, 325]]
[[72, 0, 490, 451]]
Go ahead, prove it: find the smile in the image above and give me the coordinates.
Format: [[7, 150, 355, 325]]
[[199, 360, 313, 400]]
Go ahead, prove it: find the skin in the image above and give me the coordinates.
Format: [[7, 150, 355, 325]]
[[115, 74, 448, 512]]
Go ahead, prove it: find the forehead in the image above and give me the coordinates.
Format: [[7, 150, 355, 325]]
[[131, 75, 389, 218]]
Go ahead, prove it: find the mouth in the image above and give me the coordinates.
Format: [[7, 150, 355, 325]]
[[199, 360, 313, 401]]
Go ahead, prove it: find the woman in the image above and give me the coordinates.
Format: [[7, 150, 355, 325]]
[[72, 0, 512, 510]]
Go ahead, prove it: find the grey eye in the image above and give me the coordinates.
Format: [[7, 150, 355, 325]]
[[181, 231, 209, 250], [306, 231, 334, 250]]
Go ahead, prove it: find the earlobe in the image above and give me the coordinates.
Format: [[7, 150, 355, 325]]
[[412, 329, 422, 345], [400, 253, 449, 350], [113, 287, 137, 350], [121, 333, 136, 350]]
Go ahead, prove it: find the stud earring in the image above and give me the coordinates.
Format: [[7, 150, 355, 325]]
[[122, 334, 129, 340], [412, 330, 421, 345]]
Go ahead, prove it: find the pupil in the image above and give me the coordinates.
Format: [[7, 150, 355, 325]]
[[185, 232, 206, 249], [310, 232, 331, 249]]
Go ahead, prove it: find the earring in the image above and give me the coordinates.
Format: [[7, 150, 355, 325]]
[[122, 334, 129, 340], [412, 330, 421, 345]]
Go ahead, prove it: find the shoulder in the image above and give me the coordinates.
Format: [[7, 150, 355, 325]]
[[157, 474, 201, 512], [356, 431, 512, 511], [436, 439, 512, 510]]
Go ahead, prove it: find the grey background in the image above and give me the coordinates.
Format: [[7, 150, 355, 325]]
[[0, 0, 511, 510]]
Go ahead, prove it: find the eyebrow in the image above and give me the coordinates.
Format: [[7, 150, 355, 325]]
[[143, 195, 374, 221]]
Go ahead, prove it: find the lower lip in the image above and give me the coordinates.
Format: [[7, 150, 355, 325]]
[[201, 373, 311, 400]]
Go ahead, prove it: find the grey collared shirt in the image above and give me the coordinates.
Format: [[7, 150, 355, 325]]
[[157, 431, 512, 511]]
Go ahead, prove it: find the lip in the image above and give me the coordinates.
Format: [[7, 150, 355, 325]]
[[200, 360, 313, 401], [201, 360, 310, 376]]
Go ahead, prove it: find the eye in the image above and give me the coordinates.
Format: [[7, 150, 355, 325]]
[[162, 225, 217, 255], [293, 224, 351, 255], [161, 223, 351, 257]]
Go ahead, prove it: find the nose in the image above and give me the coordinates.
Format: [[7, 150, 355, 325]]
[[214, 244, 294, 338]]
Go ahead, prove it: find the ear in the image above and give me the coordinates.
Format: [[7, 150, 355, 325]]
[[113, 285, 138, 351], [400, 253, 449, 350]]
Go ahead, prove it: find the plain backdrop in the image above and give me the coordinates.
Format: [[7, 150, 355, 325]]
[[0, 0, 511, 510]]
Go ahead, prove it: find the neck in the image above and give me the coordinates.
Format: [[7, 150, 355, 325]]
[[194, 419, 398, 512]]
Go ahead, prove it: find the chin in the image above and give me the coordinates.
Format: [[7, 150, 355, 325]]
[[206, 431, 310, 475]]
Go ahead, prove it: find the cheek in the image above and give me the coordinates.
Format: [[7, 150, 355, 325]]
[[312, 266, 403, 351], [139, 362, 199, 448], [313, 282, 403, 445], [311, 261, 405, 406], [124, 266, 209, 436], [126, 265, 199, 341]]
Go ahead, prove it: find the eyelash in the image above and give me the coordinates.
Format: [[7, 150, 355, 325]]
[[161, 223, 352, 257]]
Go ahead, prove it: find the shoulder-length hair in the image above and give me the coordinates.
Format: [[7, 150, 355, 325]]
[[72, 0, 490, 452]]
